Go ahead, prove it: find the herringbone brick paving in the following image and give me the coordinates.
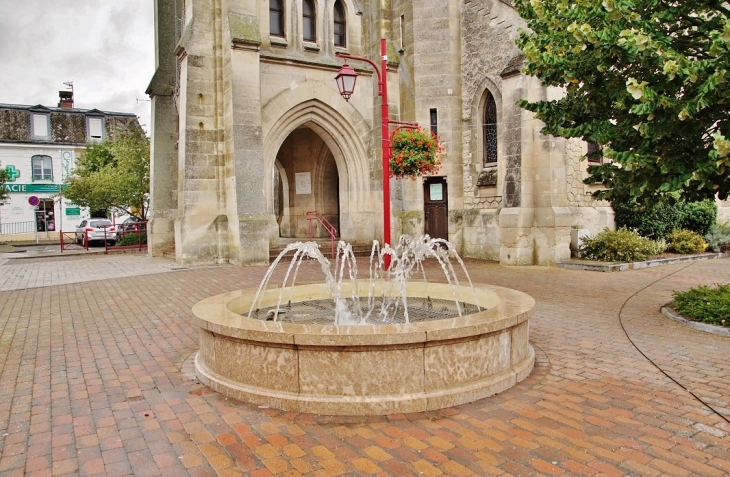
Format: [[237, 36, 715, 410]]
[[0, 254, 728, 476]]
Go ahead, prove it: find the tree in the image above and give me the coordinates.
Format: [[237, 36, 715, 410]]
[[514, 0, 730, 203], [63, 124, 150, 218], [0, 168, 11, 206]]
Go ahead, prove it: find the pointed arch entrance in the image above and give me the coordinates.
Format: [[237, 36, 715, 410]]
[[262, 96, 375, 244], [274, 125, 340, 238]]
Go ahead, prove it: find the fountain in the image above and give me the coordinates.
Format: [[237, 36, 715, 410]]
[[193, 236, 535, 415]]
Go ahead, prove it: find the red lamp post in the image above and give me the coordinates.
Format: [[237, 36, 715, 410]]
[[335, 39, 392, 267]]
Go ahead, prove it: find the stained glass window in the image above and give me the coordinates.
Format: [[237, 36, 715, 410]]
[[586, 142, 602, 162], [483, 92, 497, 164]]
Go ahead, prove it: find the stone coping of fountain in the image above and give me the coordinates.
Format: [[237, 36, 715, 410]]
[[192, 281, 529, 345], [192, 281, 535, 415]]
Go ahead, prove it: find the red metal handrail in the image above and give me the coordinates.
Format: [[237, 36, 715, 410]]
[[306, 211, 337, 259], [105, 221, 148, 252], [59, 230, 87, 252]]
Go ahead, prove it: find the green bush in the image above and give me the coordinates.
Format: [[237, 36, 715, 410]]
[[705, 222, 730, 253], [579, 227, 666, 262], [612, 198, 717, 239], [673, 284, 730, 327], [666, 229, 707, 254], [612, 200, 681, 239], [118, 232, 147, 246], [680, 200, 717, 236]]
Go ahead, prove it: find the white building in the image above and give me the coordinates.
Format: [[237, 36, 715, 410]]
[[0, 92, 138, 240]]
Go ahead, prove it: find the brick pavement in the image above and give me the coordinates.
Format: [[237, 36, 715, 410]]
[[0, 254, 728, 476]]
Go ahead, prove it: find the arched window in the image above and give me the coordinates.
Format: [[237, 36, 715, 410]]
[[32, 155, 53, 181], [302, 0, 316, 42], [333, 1, 346, 47], [270, 0, 284, 37], [483, 92, 497, 164]]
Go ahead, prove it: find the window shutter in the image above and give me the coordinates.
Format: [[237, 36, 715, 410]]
[[33, 114, 49, 138], [89, 118, 103, 139]]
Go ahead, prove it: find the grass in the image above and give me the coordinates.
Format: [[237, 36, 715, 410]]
[[672, 284, 730, 327]]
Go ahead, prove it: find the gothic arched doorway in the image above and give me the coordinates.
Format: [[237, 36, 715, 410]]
[[273, 126, 340, 239]]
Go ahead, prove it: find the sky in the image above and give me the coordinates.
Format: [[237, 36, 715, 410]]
[[0, 0, 155, 131]]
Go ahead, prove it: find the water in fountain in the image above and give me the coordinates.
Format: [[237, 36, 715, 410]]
[[247, 235, 481, 325]]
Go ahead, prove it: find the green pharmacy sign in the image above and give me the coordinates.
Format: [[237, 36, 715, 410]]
[[1, 184, 63, 193], [4, 165, 20, 181]]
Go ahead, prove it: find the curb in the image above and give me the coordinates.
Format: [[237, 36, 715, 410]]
[[556, 252, 728, 272], [661, 306, 730, 337]]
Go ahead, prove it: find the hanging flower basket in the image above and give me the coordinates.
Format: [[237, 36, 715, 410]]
[[390, 127, 443, 180]]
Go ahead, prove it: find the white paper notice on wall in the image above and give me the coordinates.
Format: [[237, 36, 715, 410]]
[[295, 172, 311, 195]]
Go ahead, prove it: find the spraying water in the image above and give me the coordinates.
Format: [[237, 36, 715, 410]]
[[248, 235, 481, 325]]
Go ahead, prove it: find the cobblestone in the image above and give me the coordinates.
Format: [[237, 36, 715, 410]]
[[0, 253, 728, 475]]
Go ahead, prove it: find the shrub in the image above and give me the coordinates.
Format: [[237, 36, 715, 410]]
[[118, 232, 147, 246], [672, 284, 730, 327], [612, 200, 682, 239], [579, 227, 666, 262], [679, 200, 717, 236], [666, 229, 707, 254], [612, 198, 717, 239], [705, 222, 730, 253]]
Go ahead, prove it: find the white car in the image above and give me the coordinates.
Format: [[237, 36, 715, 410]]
[[75, 218, 117, 246]]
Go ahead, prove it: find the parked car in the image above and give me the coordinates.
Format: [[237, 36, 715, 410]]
[[115, 216, 146, 241], [75, 218, 117, 246]]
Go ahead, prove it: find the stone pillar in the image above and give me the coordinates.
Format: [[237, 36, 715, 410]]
[[498, 71, 534, 265], [226, 11, 270, 265], [529, 82, 572, 265], [147, 0, 180, 257], [173, 1, 228, 265]]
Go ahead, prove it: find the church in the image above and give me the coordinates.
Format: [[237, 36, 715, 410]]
[[147, 0, 618, 266]]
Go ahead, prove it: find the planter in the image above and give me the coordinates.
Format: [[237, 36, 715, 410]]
[[390, 127, 442, 179]]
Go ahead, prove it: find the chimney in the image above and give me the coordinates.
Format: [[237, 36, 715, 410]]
[[58, 90, 74, 108]]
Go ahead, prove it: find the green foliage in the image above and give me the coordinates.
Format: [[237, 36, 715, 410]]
[[673, 284, 730, 327], [0, 168, 10, 206], [118, 232, 147, 246], [613, 198, 717, 238], [680, 200, 718, 236], [63, 124, 150, 218], [390, 127, 442, 179], [613, 199, 682, 238], [79, 141, 116, 172], [666, 229, 707, 254], [705, 222, 730, 252], [514, 0, 730, 203], [579, 227, 666, 262]]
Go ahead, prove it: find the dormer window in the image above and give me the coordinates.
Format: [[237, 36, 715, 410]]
[[31, 113, 50, 140], [87, 116, 104, 143]]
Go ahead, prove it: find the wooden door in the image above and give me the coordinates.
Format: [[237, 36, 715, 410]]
[[424, 177, 448, 240]]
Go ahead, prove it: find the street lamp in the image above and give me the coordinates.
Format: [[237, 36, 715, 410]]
[[333, 63, 358, 101], [335, 38, 392, 266]]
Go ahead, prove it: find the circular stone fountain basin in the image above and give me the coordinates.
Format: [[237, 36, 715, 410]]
[[193, 281, 535, 415]]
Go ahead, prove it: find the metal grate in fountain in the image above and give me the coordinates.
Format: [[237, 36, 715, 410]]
[[249, 297, 481, 325]]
